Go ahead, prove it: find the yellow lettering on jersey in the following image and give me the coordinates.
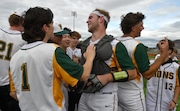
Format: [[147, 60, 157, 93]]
[[154, 71, 174, 79]]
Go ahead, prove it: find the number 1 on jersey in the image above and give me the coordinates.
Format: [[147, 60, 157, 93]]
[[21, 63, 30, 91]]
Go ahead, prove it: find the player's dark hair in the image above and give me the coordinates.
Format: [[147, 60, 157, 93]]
[[120, 12, 145, 34], [156, 39, 174, 53], [22, 7, 53, 43]]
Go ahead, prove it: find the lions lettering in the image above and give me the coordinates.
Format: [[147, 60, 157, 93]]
[[154, 71, 174, 79]]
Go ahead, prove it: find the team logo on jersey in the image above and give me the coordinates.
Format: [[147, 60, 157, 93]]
[[154, 71, 174, 79]]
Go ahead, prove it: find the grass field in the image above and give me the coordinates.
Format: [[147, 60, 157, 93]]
[[177, 97, 180, 110], [146, 53, 180, 110]]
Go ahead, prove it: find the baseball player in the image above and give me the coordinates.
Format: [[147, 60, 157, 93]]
[[117, 12, 169, 111], [0, 8, 26, 111], [9, 7, 96, 111], [78, 8, 137, 111], [48, 22, 72, 111], [146, 39, 180, 111], [156, 48, 179, 64]]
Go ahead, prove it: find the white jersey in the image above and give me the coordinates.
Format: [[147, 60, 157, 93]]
[[66, 47, 82, 59], [78, 38, 119, 111], [146, 59, 180, 111], [117, 37, 143, 89], [117, 37, 146, 111], [10, 41, 84, 111], [0, 28, 26, 86]]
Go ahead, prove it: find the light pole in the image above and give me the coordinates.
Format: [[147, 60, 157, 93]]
[[71, 11, 77, 31]]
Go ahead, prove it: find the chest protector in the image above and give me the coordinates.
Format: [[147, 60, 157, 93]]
[[80, 35, 114, 75]]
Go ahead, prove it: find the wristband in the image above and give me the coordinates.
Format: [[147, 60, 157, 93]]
[[173, 100, 177, 105], [111, 71, 129, 82]]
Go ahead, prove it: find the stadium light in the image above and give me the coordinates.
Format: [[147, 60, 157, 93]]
[[71, 11, 77, 31]]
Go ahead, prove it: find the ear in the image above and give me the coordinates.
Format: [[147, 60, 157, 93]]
[[99, 16, 104, 23], [132, 25, 136, 32], [42, 24, 48, 32]]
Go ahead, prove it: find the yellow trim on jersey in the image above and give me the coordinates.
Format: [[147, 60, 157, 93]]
[[9, 70, 16, 92], [111, 45, 122, 72], [52, 54, 79, 108], [131, 47, 141, 82]]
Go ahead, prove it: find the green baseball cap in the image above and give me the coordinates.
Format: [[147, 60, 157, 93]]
[[53, 22, 69, 36]]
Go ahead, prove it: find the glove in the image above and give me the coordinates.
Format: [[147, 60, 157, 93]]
[[68, 81, 86, 93], [82, 74, 104, 93]]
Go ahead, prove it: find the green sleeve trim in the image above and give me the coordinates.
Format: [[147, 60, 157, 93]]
[[135, 43, 150, 73], [55, 47, 83, 79]]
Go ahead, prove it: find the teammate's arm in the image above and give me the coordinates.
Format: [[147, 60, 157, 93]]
[[169, 67, 180, 110], [95, 42, 137, 85], [169, 86, 180, 110], [113, 42, 137, 81], [96, 69, 136, 86], [10, 92, 18, 101], [136, 38, 169, 80], [80, 44, 96, 81]]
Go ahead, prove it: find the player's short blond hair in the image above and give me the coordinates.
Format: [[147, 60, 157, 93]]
[[93, 8, 110, 29]]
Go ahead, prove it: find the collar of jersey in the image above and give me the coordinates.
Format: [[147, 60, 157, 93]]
[[117, 36, 133, 41], [21, 41, 45, 50], [0, 28, 22, 35], [161, 58, 173, 66]]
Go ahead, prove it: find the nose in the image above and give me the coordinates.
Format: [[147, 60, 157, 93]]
[[142, 26, 144, 30], [86, 18, 90, 24]]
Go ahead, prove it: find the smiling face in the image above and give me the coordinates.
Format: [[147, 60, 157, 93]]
[[132, 21, 144, 37], [60, 34, 71, 50], [86, 13, 100, 33], [50, 33, 70, 51], [70, 36, 79, 47]]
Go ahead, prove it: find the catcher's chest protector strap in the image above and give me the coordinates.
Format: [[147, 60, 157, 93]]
[[80, 35, 114, 75]]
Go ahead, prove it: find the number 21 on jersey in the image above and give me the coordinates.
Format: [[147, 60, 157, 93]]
[[0, 40, 13, 61]]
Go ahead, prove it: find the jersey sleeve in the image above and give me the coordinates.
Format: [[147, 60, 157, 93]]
[[134, 43, 150, 73], [53, 47, 84, 86], [115, 42, 135, 70]]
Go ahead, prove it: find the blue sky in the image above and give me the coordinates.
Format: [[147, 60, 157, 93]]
[[0, 0, 180, 47]]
